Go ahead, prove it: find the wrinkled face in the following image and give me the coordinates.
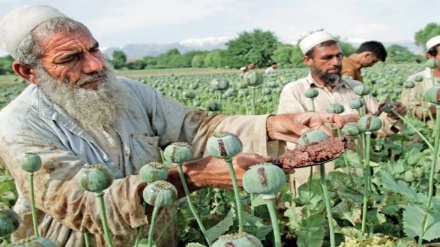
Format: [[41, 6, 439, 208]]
[[306, 43, 343, 86], [36, 27, 107, 90]]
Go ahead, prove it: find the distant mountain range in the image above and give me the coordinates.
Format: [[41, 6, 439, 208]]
[[103, 39, 423, 60]]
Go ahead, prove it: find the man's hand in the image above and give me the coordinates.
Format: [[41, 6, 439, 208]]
[[266, 113, 347, 143], [179, 153, 272, 191], [386, 102, 407, 120]]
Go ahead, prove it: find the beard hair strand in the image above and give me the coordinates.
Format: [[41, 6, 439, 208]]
[[38, 67, 127, 130]]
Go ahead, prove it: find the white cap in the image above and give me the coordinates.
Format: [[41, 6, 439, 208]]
[[426, 35, 440, 51], [239, 67, 246, 71], [299, 31, 335, 55], [0, 4, 66, 59]]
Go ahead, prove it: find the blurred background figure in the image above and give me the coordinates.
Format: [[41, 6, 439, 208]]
[[342, 41, 387, 82], [265, 61, 278, 75]]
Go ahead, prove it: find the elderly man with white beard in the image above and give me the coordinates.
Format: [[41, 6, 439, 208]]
[[0, 5, 353, 247]]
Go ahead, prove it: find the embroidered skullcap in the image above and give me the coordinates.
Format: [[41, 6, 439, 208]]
[[426, 35, 440, 51], [0, 4, 66, 58], [299, 31, 335, 55]]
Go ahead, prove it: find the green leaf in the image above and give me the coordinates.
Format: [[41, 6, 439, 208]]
[[284, 205, 301, 231], [296, 214, 325, 247], [206, 209, 234, 242], [378, 170, 427, 204], [404, 205, 440, 241]]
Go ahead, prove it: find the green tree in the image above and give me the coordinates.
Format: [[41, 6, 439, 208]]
[[126, 59, 147, 70], [335, 37, 356, 56], [0, 55, 13, 75], [110, 50, 127, 69], [204, 50, 226, 68], [225, 29, 280, 68], [272, 44, 295, 67], [415, 23, 440, 50], [386, 44, 420, 63], [191, 55, 205, 68]]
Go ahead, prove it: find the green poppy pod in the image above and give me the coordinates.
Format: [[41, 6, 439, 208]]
[[190, 82, 199, 90], [206, 132, 242, 159], [414, 75, 423, 82], [341, 123, 360, 137], [143, 181, 177, 207], [304, 88, 319, 98], [163, 142, 194, 164], [139, 162, 168, 183], [77, 164, 115, 193], [262, 88, 272, 95], [21, 152, 42, 173], [207, 101, 222, 112], [267, 81, 278, 88], [357, 116, 382, 132], [183, 91, 196, 99], [212, 232, 263, 247], [426, 58, 440, 69], [349, 98, 364, 110], [403, 81, 415, 89], [243, 163, 286, 195], [424, 85, 440, 105], [243, 70, 264, 87], [0, 207, 20, 238], [327, 103, 345, 114], [298, 129, 330, 146], [353, 85, 371, 96], [210, 79, 229, 91]]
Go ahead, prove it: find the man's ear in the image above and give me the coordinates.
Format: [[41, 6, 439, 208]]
[[303, 56, 313, 66], [12, 62, 39, 85]]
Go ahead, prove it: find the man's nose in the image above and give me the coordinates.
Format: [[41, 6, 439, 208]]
[[82, 53, 104, 73]]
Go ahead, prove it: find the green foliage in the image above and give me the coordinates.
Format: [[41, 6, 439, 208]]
[[386, 45, 421, 63], [403, 205, 440, 241], [414, 22, 440, 50], [225, 29, 280, 68], [110, 50, 127, 69], [271, 44, 296, 68], [0, 56, 13, 75]]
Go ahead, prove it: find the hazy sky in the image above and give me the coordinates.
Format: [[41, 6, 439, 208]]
[[0, 0, 439, 54]]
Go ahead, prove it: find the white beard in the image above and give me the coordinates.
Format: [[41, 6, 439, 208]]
[[38, 67, 127, 130]]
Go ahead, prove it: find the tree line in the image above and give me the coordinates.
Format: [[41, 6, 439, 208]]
[[0, 23, 438, 74]]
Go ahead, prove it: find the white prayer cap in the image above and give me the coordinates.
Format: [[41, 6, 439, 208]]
[[0, 4, 66, 59], [239, 67, 246, 71], [299, 31, 335, 55], [426, 35, 440, 51]]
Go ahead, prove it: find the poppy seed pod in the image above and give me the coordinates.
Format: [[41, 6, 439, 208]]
[[21, 152, 42, 173], [212, 232, 263, 247], [243, 70, 264, 87], [139, 162, 168, 183], [206, 132, 243, 159], [163, 142, 194, 164], [349, 98, 364, 110], [298, 129, 330, 146], [426, 58, 440, 69], [210, 79, 230, 91], [403, 81, 415, 89], [414, 75, 423, 82], [0, 207, 20, 238], [357, 115, 382, 132], [77, 164, 114, 193], [327, 103, 345, 114], [143, 181, 177, 208], [243, 163, 286, 195], [424, 85, 440, 105], [304, 88, 319, 98], [341, 123, 360, 137], [353, 85, 372, 96]]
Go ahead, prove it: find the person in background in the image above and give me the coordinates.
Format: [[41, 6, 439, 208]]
[[0, 5, 350, 247], [342, 41, 388, 82], [246, 62, 255, 71], [401, 35, 440, 122], [265, 61, 278, 75], [277, 31, 406, 194]]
